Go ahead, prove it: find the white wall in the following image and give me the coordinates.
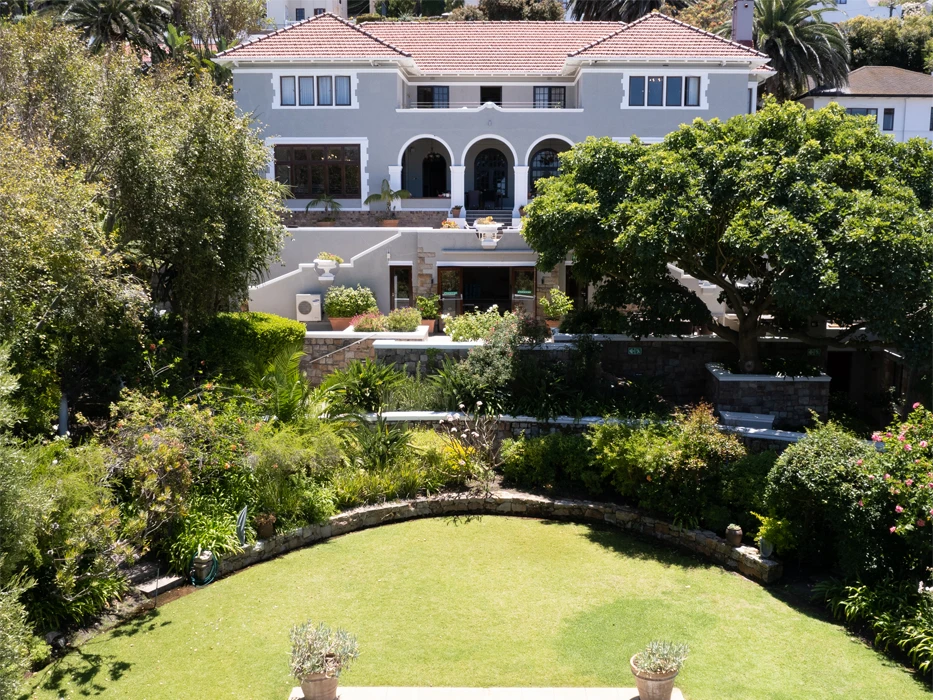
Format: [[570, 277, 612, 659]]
[[802, 96, 933, 142], [266, 0, 347, 27]]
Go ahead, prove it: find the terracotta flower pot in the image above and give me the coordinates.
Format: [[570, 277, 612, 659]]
[[420, 319, 437, 333], [545, 319, 560, 330], [329, 318, 353, 331], [631, 655, 679, 700], [257, 520, 274, 540], [726, 526, 743, 547], [315, 220, 336, 227], [300, 673, 338, 700], [382, 219, 400, 227]]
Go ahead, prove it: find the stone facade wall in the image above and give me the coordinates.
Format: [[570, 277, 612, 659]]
[[416, 247, 436, 298], [283, 210, 447, 228], [706, 366, 831, 430], [377, 345, 471, 374], [216, 490, 783, 584], [300, 337, 376, 385]]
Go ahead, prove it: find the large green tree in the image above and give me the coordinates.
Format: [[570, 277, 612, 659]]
[[569, 0, 692, 22], [38, 0, 171, 52], [523, 101, 933, 374], [841, 15, 933, 74], [720, 0, 849, 101]]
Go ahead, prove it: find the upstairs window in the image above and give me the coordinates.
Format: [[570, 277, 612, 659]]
[[295, 7, 305, 20], [846, 107, 878, 121], [628, 76, 645, 106], [882, 108, 895, 131], [274, 145, 361, 198], [647, 76, 664, 106], [534, 86, 566, 108], [480, 86, 502, 106], [335, 76, 351, 106], [299, 77, 314, 106], [628, 75, 701, 107], [929, 106, 933, 131], [416, 86, 450, 108], [317, 76, 333, 106], [280, 76, 296, 106], [685, 77, 700, 106], [666, 77, 682, 106], [314, 7, 325, 14]]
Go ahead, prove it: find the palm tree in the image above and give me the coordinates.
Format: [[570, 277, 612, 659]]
[[40, 0, 170, 52], [568, 0, 692, 22], [722, 0, 849, 102]]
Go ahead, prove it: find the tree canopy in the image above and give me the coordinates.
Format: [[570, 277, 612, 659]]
[[522, 100, 933, 373], [841, 15, 933, 74]]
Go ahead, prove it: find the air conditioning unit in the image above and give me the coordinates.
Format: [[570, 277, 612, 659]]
[[296, 294, 322, 322]]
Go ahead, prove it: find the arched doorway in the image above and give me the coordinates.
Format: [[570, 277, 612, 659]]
[[474, 148, 508, 209], [528, 148, 560, 197], [422, 152, 447, 197]]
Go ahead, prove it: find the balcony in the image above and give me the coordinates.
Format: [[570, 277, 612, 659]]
[[398, 99, 579, 112]]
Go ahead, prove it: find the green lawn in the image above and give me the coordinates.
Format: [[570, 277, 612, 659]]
[[27, 517, 927, 699]]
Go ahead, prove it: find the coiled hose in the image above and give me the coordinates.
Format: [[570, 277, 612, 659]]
[[188, 550, 219, 587]]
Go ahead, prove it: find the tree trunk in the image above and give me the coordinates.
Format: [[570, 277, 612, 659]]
[[737, 319, 763, 374]]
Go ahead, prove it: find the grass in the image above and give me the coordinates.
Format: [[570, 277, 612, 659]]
[[27, 517, 929, 699]]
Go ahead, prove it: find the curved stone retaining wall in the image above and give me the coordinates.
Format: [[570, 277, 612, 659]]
[[217, 490, 782, 584]]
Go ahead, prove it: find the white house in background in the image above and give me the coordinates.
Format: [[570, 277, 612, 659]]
[[266, 0, 347, 28], [799, 66, 933, 142], [819, 0, 931, 24]]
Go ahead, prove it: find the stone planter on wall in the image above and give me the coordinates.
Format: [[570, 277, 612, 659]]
[[705, 362, 831, 430]]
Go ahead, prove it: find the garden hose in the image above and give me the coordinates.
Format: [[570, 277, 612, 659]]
[[188, 550, 219, 587]]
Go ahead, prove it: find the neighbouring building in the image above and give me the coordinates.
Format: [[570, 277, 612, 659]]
[[215, 11, 772, 326], [819, 0, 931, 24], [266, 0, 347, 28], [800, 65, 933, 142]]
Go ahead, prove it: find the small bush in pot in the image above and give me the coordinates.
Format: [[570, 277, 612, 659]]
[[350, 312, 386, 332], [316, 252, 344, 264], [539, 288, 574, 329], [324, 285, 378, 330], [630, 640, 688, 700], [290, 621, 359, 700], [385, 307, 421, 332]]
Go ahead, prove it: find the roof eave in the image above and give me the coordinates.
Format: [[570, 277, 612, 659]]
[[217, 56, 414, 67]]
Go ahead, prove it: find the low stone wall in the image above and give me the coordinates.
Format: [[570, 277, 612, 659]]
[[301, 337, 376, 385], [706, 363, 831, 430], [217, 491, 783, 584], [284, 210, 446, 228]]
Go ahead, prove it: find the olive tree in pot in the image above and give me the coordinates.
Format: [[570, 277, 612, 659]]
[[323, 285, 378, 331], [416, 294, 440, 333], [290, 621, 359, 700], [539, 288, 573, 330], [630, 640, 689, 700]]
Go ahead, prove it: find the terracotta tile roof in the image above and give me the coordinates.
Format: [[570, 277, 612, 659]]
[[218, 13, 768, 70], [363, 20, 624, 74], [805, 66, 933, 98], [570, 13, 768, 60], [216, 13, 410, 60]]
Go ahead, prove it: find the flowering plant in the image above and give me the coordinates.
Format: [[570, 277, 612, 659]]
[[440, 219, 459, 229]]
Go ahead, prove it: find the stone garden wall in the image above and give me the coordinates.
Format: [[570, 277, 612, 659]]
[[284, 210, 446, 228], [300, 336, 376, 385], [705, 363, 831, 430], [217, 490, 783, 584]]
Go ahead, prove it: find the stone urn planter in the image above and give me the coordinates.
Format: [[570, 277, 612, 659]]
[[299, 673, 338, 700], [313, 259, 338, 282], [475, 222, 501, 237], [630, 656, 679, 700], [328, 318, 353, 331], [726, 524, 743, 547]]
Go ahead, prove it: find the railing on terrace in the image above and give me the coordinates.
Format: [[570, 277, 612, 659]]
[[402, 100, 573, 110]]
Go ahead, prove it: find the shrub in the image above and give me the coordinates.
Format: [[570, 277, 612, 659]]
[[324, 285, 378, 319], [384, 367, 447, 411], [385, 307, 422, 332], [194, 312, 306, 385], [0, 577, 34, 699], [416, 294, 440, 320], [539, 288, 574, 321], [443, 305, 512, 341], [290, 622, 359, 680], [765, 421, 877, 576], [165, 507, 242, 574], [322, 360, 405, 413], [354, 12, 385, 22], [501, 432, 595, 492], [448, 5, 484, 19], [350, 312, 386, 332]]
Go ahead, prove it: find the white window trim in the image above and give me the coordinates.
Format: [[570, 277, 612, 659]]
[[265, 136, 370, 209], [271, 70, 360, 110], [620, 72, 709, 111]]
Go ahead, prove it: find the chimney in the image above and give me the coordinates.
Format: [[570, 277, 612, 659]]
[[731, 0, 754, 48]]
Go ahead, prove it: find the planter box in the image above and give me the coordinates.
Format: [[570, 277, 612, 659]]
[[706, 363, 830, 430]]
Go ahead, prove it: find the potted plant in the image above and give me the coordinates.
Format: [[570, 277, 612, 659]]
[[290, 621, 359, 700], [725, 523, 743, 547], [254, 512, 276, 540], [630, 640, 689, 700], [323, 285, 378, 331], [441, 219, 459, 229], [385, 306, 421, 332], [313, 252, 343, 281], [364, 178, 411, 227], [305, 194, 342, 226], [416, 294, 440, 333], [539, 288, 573, 330], [451, 204, 462, 217], [751, 512, 795, 559], [350, 312, 386, 332]]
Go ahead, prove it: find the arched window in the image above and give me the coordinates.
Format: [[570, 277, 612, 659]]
[[529, 149, 559, 197], [474, 148, 508, 205], [422, 152, 447, 197]]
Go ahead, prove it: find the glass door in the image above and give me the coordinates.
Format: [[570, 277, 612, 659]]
[[511, 267, 536, 315], [439, 268, 462, 316], [390, 266, 413, 309]]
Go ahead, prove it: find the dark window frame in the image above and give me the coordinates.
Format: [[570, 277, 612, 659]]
[[846, 107, 878, 121], [298, 76, 314, 106], [646, 76, 664, 106], [280, 76, 296, 106], [317, 76, 333, 106], [274, 144, 361, 198], [480, 86, 503, 106], [628, 76, 645, 106], [534, 86, 566, 109], [313, 7, 325, 14], [684, 76, 701, 106], [335, 76, 351, 106], [929, 106, 933, 131], [416, 85, 449, 108], [666, 76, 683, 107], [295, 7, 305, 20], [882, 107, 895, 131], [529, 148, 560, 197]]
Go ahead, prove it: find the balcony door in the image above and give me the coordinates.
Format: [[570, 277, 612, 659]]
[[474, 148, 508, 208]]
